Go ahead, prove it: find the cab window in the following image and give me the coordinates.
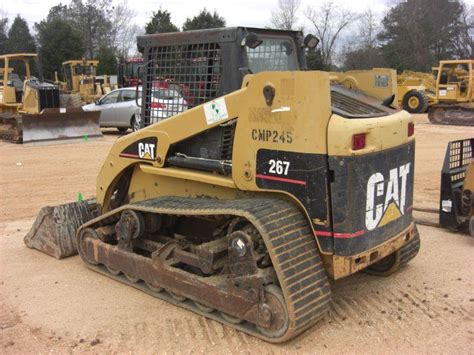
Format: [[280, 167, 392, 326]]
[[101, 91, 120, 105], [246, 36, 298, 73], [119, 90, 136, 102]]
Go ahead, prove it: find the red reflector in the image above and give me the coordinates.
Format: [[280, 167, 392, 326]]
[[150, 102, 166, 109], [352, 133, 366, 150], [408, 122, 415, 137]]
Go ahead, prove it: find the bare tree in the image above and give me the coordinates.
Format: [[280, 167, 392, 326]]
[[270, 0, 301, 30], [305, 1, 358, 67], [341, 9, 386, 70], [109, 1, 140, 58], [454, 3, 474, 58], [116, 24, 143, 59], [357, 9, 380, 48]]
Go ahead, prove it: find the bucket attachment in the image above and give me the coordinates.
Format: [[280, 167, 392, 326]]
[[21, 107, 102, 143], [24, 199, 99, 259]]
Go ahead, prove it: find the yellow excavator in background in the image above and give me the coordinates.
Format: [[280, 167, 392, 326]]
[[0, 53, 102, 143]]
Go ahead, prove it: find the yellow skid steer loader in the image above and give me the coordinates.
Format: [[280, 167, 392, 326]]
[[24, 28, 419, 342]]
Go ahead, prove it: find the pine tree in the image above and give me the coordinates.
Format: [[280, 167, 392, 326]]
[[182, 9, 226, 31], [36, 18, 85, 79], [145, 9, 179, 34], [6, 15, 36, 54]]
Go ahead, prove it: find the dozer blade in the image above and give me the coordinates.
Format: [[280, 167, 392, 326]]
[[24, 199, 99, 259], [21, 107, 102, 143]]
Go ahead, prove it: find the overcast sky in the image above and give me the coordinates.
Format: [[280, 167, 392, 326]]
[[4, 0, 473, 32]]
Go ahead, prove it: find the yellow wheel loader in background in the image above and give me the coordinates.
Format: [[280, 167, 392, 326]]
[[330, 68, 434, 113], [332, 60, 473, 126], [24, 28, 420, 342], [0, 53, 102, 143], [396, 73, 434, 113]]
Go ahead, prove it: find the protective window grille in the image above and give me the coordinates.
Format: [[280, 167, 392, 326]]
[[448, 139, 473, 183], [143, 43, 222, 125], [246, 37, 298, 73]]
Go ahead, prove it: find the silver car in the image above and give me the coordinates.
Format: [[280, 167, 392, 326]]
[[135, 87, 188, 126], [83, 88, 142, 132]]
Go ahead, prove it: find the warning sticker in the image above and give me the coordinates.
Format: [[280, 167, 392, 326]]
[[203, 98, 229, 125]]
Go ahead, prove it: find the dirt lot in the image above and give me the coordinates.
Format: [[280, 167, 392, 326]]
[[0, 116, 473, 353]]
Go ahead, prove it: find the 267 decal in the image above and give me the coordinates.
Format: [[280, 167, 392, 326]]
[[268, 159, 290, 175]]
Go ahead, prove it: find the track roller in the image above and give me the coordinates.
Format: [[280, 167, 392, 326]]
[[76, 197, 331, 342]]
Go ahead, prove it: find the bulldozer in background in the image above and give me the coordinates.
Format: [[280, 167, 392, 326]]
[[0, 53, 102, 143], [56, 59, 117, 107], [428, 59, 474, 126], [24, 27, 420, 342]]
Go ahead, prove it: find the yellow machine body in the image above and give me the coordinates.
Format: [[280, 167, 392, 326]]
[[428, 59, 474, 125], [95, 71, 417, 280], [61, 59, 114, 104], [330, 68, 435, 113], [329, 68, 397, 102], [0, 53, 37, 113], [433, 59, 473, 103], [23, 27, 421, 342]]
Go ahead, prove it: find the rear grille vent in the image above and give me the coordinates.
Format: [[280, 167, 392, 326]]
[[331, 90, 387, 118], [38, 87, 60, 110]]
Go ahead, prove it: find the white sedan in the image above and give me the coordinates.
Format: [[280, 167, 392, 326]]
[[83, 88, 142, 132]]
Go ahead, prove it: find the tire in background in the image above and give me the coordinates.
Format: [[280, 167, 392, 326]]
[[131, 115, 140, 132], [402, 90, 429, 113]]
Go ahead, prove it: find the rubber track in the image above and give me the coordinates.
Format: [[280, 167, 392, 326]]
[[80, 196, 331, 342], [428, 105, 474, 126], [399, 229, 420, 266]]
